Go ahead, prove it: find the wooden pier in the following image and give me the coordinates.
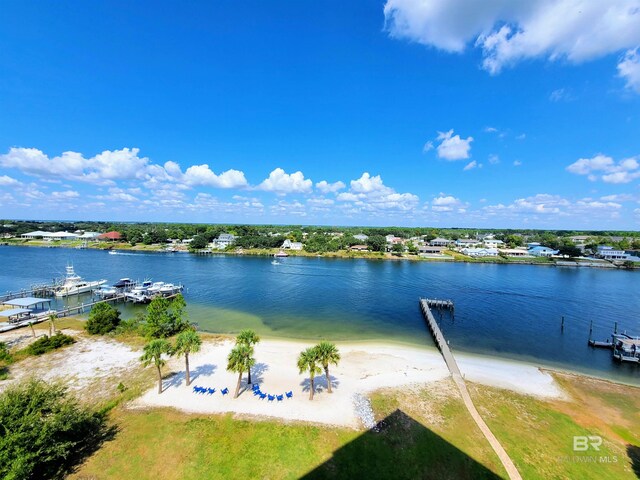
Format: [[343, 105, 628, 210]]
[[418, 298, 522, 480], [0, 283, 59, 303]]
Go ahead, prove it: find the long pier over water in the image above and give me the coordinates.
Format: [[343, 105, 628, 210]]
[[419, 298, 522, 480]]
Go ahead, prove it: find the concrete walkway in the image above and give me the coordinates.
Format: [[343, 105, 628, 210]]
[[420, 299, 522, 480]]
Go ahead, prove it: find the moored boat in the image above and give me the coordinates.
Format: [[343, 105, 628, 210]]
[[54, 265, 107, 297]]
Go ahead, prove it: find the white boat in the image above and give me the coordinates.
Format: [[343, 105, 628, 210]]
[[159, 283, 183, 296], [54, 265, 107, 297], [146, 282, 165, 295], [271, 260, 280, 265], [108, 250, 118, 255], [97, 286, 118, 298]]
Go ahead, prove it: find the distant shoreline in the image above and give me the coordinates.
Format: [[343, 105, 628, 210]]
[[1, 239, 636, 270]]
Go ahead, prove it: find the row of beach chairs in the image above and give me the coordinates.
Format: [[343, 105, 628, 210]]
[[252, 383, 293, 402], [192, 386, 229, 395]]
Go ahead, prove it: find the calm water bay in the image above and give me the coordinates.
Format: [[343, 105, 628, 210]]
[[1, 246, 639, 384]]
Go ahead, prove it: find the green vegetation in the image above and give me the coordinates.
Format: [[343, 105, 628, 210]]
[[297, 347, 322, 401], [144, 294, 189, 338], [25, 332, 75, 356], [140, 339, 173, 394], [314, 341, 340, 394], [174, 329, 202, 387], [227, 344, 255, 398], [0, 379, 111, 480], [86, 302, 122, 335], [235, 329, 260, 384]]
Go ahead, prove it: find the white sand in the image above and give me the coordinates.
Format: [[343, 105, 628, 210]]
[[135, 339, 563, 428]]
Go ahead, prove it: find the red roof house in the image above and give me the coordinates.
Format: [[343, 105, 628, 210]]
[[97, 231, 122, 241]]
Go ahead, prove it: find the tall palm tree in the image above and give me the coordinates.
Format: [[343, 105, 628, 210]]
[[140, 339, 173, 394], [314, 341, 340, 394], [235, 329, 260, 384], [174, 329, 202, 387], [227, 344, 255, 398], [297, 347, 321, 401], [48, 312, 57, 336]]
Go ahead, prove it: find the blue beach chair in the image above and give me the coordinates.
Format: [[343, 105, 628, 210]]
[[259, 393, 267, 400], [277, 394, 283, 402], [268, 394, 275, 402], [253, 389, 261, 396], [285, 391, 293, 399], [207, 388, 216, 395], [221, 387, 229, 396], [192, 386, 199, 393], [252, 384, 260, 391]]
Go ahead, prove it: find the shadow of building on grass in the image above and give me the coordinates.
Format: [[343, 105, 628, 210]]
[[301, 409, 503, 480]]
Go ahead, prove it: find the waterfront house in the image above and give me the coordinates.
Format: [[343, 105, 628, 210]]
[[79, 231, 102, 239], [596, 246, 628, 260], [419, 245, 446, 255], [212, 233, 237, 249], [483, 238, 504, 248], [282, 239, 303, 250], [385, 235, 403, 244], [455, 239, 481, 248], [350, 244, 369, 252], [21, 230, 49, 239], [461, 247, 498, 257], [429, 237, 452, 247], [499, 248, 531, 257], [97, 231, 122, 241], [528, 246, 559, 257], [353, 234, 369, 242]]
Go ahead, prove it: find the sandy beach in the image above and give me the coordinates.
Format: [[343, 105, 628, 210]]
[[134, 338, 564, 428]]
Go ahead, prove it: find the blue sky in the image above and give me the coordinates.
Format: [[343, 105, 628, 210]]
[[1, 0, 639, 229]]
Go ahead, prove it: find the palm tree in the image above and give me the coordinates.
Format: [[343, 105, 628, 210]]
[[48, 312, 57, 336], [297, 347, 321, 401], [28, 321, 35, 338], [227, 344, 255, 398], [140, 339, 173, 394], [235, 329, 260, 384], [174, 329, 202, 387], [314, 341, 340, 394]]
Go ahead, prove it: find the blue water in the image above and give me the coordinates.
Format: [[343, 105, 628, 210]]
[[1, 246, 639, 384]]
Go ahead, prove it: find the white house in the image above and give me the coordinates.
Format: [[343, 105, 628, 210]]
[[461, 247, 498, 257], [212, 233, 236, 249], [528, 246, 559, 257], [79, 232, 102, 239], [21, 231, 49, 239], [456, 239, 481, 248], [282, 239, 303, 250], [353, 234, 369, 242], [484, 239, 504, 248], [499, 248, 531, 257], [596, 246, 628, 260], [429, 237, 451, 247]]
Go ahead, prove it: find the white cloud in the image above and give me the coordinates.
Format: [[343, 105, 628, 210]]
[[258, 168, 313, 194], [549, 88, 573, 102], [513, 160, 522, 166], [618, 48, 640, 93], [182, 164, 248, 188], [431, 194, 467, 212], [384, 0, 640, 76], [315, 180, 346, 194], [50, 190, 80, 200], [336, 172, 419, 212], [463, 160, 478, 171], [567, 154, 640, 183], [484, 126, 498, 133], [488, 154, 500, 165], [422, 141, 434, 152], [434, 129, 473, 160], [600, 193, 637, 202], [0, 175, 20, 186], [515, 134, 526, 140]]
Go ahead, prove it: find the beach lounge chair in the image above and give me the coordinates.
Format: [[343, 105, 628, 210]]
[[285, 391, 293, 398], [268, 394, 275, 402], [207, 388, 216, 395], [192, 386, 199, 393], [252, 384, 260, 391], [259, 393, 267, 400], [253, 389, 261, 396], [277, 394, 283, 402], [221, 388, 229, 396]]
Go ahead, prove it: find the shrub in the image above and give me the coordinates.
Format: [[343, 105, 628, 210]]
[[0, 342, 11, 362], [86, 302, 121, 335], [26, 332, 75, 356], [0, 379, 111, 480]]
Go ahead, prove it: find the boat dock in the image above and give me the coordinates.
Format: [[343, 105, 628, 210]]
[[418, 298, 522, 480], [0, 283, 60, 303], [588, 332, 640, 363]]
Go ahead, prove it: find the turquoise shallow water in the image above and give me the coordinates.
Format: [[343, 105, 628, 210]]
[[1, 246, 639, 384]]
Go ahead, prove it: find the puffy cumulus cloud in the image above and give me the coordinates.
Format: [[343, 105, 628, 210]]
[[337, 172, 419, 212], [434, 129, 473, 160], [431, 195, 468, 212], [0, 175, 20, 186], [315, 180, 346, 194], [50, 190, 80, 200], [0, 147, 250, 191], [182, 165, 248, 188], [384, 0, 640, 77], [258, 168, 312, 194], [567, 154, 640, 183], [618, 48, 640, 93]]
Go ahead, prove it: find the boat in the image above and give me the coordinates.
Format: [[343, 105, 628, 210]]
[[146, 282, 165, 295], [96, 286, 118, 298], [108, 250, 118, 255], [113, 278, 134, 289], [274, 250, 289, 257], [271, 259, 280, 265], [54, 265, 107, 297], [159, 283, 183, 296]]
